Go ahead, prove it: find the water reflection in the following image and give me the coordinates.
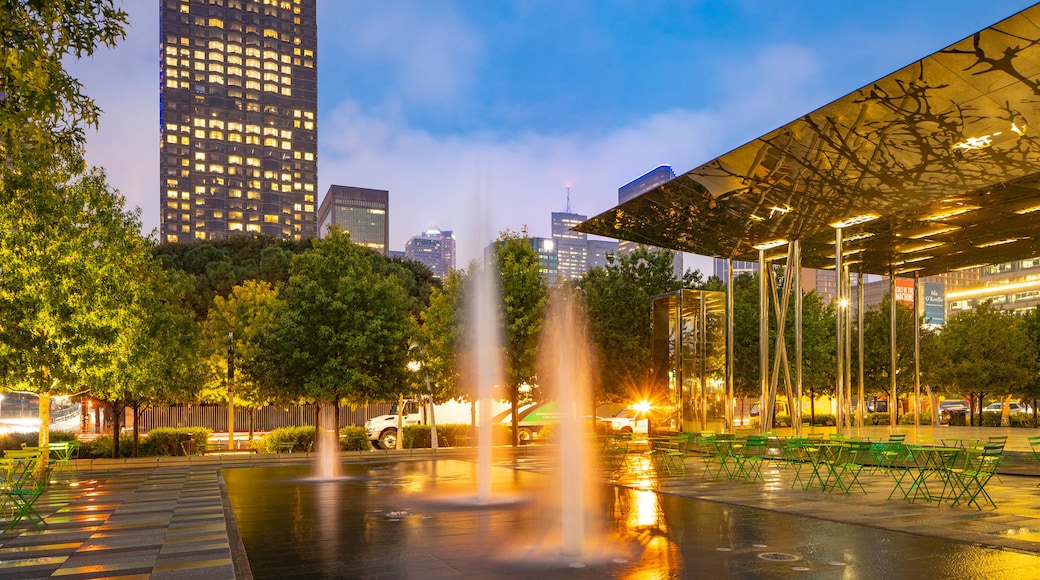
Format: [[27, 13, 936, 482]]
[[225, 460, 1040, 579]]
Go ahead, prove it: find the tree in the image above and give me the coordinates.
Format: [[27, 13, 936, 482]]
[[932, 301, 1034, 427], [419, 269, 467, 403], [248, 229, 417, 440], [855, 295, 917, 412], [0, 1, 128, 165], [200, 280, 282, 440], [0, 160, 147, 469], [494, 231, 547, 446], [578, 247, 684, 406], [92, 263, 204, 457]]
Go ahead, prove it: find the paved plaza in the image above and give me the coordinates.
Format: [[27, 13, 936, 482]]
[[2, 426, 1040, 578]]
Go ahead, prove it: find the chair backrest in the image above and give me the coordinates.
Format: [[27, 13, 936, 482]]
[[977, 444, 1004, 472], [888, 434, 906, 442], [987, 436, 1008, 448], [846, 441, 873, 463]]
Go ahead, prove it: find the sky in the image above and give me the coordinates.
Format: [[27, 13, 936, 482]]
[[68, 0, 1038, 272]]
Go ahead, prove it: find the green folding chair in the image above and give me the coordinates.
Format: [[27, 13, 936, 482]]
[[735, 436, 768, 482], [829, 441, 872, 495], [946, 445, 1002, 510], [4, 466, 53, 532], [1028, 436, 1040, 487]]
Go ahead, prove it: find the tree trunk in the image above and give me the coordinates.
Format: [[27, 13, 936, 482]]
[[396, 393, 404, 450], [37, 391, 51, 476], [248, 408, 255, 441], [112, 403, 122, 459], [132, 402, 141, 457]]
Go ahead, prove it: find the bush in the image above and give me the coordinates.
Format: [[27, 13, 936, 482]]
[[340, 426, 371, 450], [898, 412, 932, 426], [864, 412, 889, 426], [981, 412, 1035, 427], [142, 427, 212, 456], [264, 426, 315, 453], [81, 435, 134, 459]]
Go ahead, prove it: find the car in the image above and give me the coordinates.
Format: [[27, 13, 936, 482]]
[[938, 400, 969, 413], [982, 401, 1031, 414], [597, 408, 648, 434]]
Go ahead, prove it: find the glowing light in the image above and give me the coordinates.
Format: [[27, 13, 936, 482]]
[[752, 239, 788, 250], [633, 400, 651, 414], [923, 206, 979, 221], [830, 213, 879, 228], [1014, 204, 1040, 215], [906, 226, 959, 239], [953, 134, 996, 150], [974, 238, 1022, 248]]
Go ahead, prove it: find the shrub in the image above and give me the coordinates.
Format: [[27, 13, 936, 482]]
[[433, 423, 472, 447], [340, 426, 371, 450], [81, 435, 134, 459], [898, 412, 932, 426], [264, 426, 315, 453], [142, 427, 212, 456], [981, 412, 1035, 427], [864, 412, 889, 426]]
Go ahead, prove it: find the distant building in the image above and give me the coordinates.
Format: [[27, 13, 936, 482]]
[[551, 212, 588, 282], [159, 0, 318, 243], [619, 165, 675, 204], [485, 237, 558, 285], [404, 228, 456, 278], [587, 239, 619, 269], [713, 258, 759, 282], [388, 250, 406, 260], [618, 165, 683, 278], [316, 185, 389, 255]]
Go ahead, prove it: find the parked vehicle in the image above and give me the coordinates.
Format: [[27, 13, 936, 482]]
[[365, 398, 506, 449], [597, 408, 648, 435], [937, 399, 969, 425], [982, 401, 1032, 414]]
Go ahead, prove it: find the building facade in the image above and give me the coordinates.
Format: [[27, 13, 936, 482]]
[[316, 185, 389, 255], [404, 228, 456, 278], [159, 0, 318, 243], [551, 212, 588, 282], [587, 239, 619, 269]]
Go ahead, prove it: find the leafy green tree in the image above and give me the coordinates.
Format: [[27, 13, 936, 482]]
[[419, 269, 467, 403], [578, 247, 684, 407], [854, 295, 917, 412], [92, 263, 204, 457], [0, 160, 147, 467], [932, 301, 1034, 427], [1019, 306, 1040, 424], [789, 290, 836, 423], [248, 229, 418, 439], [201, 280, 282, 439], [0, 1, 128, 164], [494, 231, 548, 446]]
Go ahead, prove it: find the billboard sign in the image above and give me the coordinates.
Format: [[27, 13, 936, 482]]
[[923, 282, 945, 326]]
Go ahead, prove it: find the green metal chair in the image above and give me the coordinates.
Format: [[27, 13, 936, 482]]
[[3, 466, 53, 532], [828, 441, 872, 495], [946, 445, 1002, 509]]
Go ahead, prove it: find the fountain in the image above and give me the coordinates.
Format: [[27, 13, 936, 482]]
[[472, 262, 501, 502]]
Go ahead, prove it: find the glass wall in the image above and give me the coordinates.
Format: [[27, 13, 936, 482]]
[[651, 290, 727, 433]]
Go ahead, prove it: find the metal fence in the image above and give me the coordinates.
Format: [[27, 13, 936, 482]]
[[131, 403, 393, 433]]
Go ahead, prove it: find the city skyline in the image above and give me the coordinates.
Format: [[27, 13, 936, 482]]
[[68, 1, 1032, 269]]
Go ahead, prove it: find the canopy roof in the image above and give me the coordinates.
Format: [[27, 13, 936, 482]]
[[578, 5, 1040, 276]]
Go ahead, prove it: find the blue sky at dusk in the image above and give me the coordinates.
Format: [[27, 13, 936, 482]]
[[70, 0, 1035, 269]]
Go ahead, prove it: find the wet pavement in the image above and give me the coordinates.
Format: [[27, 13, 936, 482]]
[[3, 426, 1040, 578]]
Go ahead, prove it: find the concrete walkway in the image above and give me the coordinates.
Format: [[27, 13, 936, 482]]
[[0, 426, 1039, 577]]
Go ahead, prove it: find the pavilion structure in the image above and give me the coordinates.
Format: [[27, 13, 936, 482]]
[[578, 5, 1040, 435]]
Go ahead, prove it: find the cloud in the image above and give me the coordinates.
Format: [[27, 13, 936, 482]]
[[320, 2, 482, 108]]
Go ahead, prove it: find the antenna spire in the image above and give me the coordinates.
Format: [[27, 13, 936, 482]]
[[565, 185, 571, 213]]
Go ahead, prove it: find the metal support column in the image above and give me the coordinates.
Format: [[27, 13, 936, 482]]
[[793, 242, 803, 437], [889, 273, 898, 430], [843, 265, 852, 430], [857, 271, 865, 429], [834, 229, 844, 435], [914, 273, 922, 429], [759, 249, 769, 435], [726, 259, 735, 433]]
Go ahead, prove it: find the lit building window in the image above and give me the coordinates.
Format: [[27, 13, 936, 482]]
[[230, 222, 244, 231]]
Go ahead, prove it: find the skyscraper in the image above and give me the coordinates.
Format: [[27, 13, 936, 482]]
[[618, 165, 683, 278], [316, 185, 389, 255], [587, 239, 619, 269], [159, 0, 318, 243], [404, 228, 456, 278], [551, 211, 587, 282]]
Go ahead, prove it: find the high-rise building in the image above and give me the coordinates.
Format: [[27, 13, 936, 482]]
[[551, 212, 587, 282], [316, 185, 389, 255], [587, 239, 619, 270], [484, 237, 558, 285], [159, 0, 318, 243], [405, 228, 456, 278], [617, 165, 683, 278], [713, 259, 759, 282]]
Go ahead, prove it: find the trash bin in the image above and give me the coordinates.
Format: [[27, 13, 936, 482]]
[[949, 410, 967, 426], [179, 433, 194, 456]]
